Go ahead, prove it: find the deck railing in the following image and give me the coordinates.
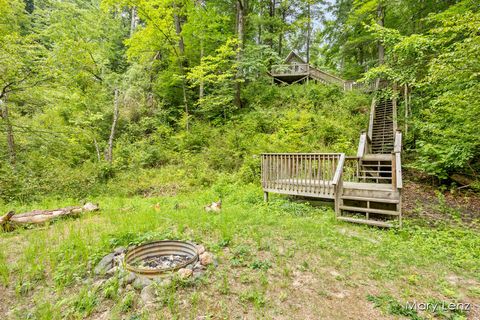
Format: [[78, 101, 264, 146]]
[[392, 130, 403, 190], [271, 64, 309, 76], [344, 81, 376, 92], [342, 156, 362, 182], [261, 153, 344, 199]]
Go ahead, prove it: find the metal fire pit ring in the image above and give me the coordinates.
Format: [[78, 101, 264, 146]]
[[124, 240, 199, 276]]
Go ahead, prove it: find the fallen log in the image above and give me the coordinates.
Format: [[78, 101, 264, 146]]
[[0, 211, 14, 225], [1, 202, 99, 228]]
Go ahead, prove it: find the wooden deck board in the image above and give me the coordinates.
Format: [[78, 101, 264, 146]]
[[342, 182, 393, 191]]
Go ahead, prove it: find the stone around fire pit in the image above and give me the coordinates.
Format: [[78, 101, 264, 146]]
[[95, 241, 216, 298]]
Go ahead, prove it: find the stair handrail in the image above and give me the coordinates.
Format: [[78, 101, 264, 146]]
[[392, 130, 403, 190], [332, 153, 346, 215], [332, 153, 346, 187], [357, 131, 371, 157], [367, 98, 376, 141]]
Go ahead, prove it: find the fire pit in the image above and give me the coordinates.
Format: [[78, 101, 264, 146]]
[[125, 240, 199, 276]]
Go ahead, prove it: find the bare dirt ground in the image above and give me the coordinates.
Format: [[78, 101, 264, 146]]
[[402, 171, 480, 229]]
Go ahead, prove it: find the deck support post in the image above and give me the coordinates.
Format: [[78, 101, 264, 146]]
[[263, 191, 269, 202]]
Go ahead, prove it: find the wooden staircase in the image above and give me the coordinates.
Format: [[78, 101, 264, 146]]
[[371, 98, 394, 154], [334, 97, 403, 227]]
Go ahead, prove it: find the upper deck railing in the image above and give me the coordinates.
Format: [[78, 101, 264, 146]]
[[270, 64, 309, 76]]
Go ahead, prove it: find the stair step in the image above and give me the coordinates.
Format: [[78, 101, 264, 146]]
[[341, 196, 399, 204], [362, 154, 392, 161], [360, 165, 392, 168], [337, 216, 393, 228], [357, 176, 392, 180], [340, 205, 399, 216], [360, 170, 392, 174]]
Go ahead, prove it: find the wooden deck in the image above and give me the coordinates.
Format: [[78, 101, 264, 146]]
[[261, 153, 343, 201], [261, 96, 403, 227]]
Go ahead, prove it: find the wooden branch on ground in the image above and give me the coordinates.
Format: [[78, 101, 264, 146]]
[[0, 203, 99, 229]]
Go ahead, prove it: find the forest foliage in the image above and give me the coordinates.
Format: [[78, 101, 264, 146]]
[[0, 0, 479, 202]]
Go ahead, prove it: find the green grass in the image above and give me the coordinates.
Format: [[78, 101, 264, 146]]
[[0, 182, 479, 318]]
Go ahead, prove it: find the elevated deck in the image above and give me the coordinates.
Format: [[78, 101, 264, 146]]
[[261, 95, 403, 228]]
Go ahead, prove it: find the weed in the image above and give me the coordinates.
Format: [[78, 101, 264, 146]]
[[15, 279, 32, 296], [230, 245, 252, 267], [240, 290, 266, 308], [73, 287, 98, 316], [33, 301, 62, 320], [103, 276, 120, 300], [0, 250, 9, 286], [250, 259, 271, 271], [121, 291, 136, 312], [218, 272, 230, 295], [367, 294, 423, 320]]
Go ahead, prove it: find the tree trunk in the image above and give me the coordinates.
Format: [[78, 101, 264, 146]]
[[258, 6, 262, 44], [199, 41, 204, 100], [130, 6, 137, 37], [377, 2, 385, 65], [268, 0, 275, 49], [404, 84, 409, 135], [0, 94, 16, 164], [93, 136, 101, 162], [174, 7, 189, 130], [105, 89, 119, 163], [174, 13, 185, 56], [306, 2, 311, 64], [235, 0, 246, 109], [278, 8, 286, 56]]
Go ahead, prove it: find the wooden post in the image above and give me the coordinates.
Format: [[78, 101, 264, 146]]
[[264, 192, 269, 202], [391, 153, 397, 191]]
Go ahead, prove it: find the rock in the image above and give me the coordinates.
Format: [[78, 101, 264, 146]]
[[113, 254, 125, 266], [199, 252, 213, 266], [106, 266, 119, 277], [193, 262, 205, 270], [140, 284, 157, 306], [193, 270, 204, 279], [178, 268, 193, 279], [133, 276, 153, 290], [158, 277, 172, 287], [196, 245, 205, 255], [93, 279, 106, 290], [94, 253, 115, 275], [119, 272, 137, 287], [125, 272, 137, 285], [114, 246, 126, 255], [125, 284, 133, 292]]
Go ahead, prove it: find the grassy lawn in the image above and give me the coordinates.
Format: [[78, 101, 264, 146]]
[[0, 182, 479, 319]]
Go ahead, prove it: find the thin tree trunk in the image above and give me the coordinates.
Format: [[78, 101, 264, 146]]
[[130, 6, 137, 37], [278, 9, 285, 56], [174, 13, 185, 56], [404, 84, 409, 135], [235, 0, 246, 109], [377, 1, 385, 65], [195, 0, 205, 101], [0, 94, 16, 164], [268, 0, 275, 49], [93, 136, 101, 162], [105, 89, 119, 163], [306, 2, 311, 64], [174, 8, 189, 130], [258, 7, 262, 44], [199, 41, 204, 100]]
